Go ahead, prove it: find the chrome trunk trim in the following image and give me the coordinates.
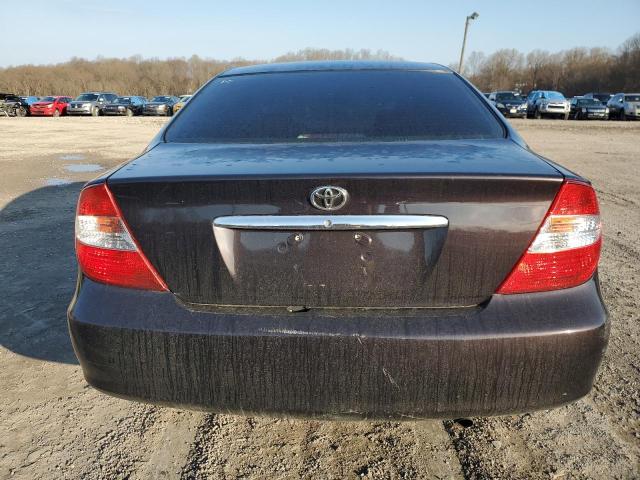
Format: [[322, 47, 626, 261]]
[[213, 215, 448, 230]]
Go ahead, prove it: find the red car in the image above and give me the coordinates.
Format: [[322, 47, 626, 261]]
[[30, 96, 73, 116]]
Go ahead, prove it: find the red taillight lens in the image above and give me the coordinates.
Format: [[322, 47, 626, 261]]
[[496, 180, 601, 294], [75, 183, 167, 291]]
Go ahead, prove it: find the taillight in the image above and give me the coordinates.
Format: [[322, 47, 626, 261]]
[[75, 183, 168, 291], [497, 180, 601, 294]]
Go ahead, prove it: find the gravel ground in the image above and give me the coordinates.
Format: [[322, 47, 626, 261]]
[[0, 117, 638, 479]]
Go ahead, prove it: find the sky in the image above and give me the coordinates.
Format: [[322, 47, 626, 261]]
[[1, 0, 639, 67]]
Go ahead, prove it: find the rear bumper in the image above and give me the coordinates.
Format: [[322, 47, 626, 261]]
[[68, 277, 609, 419], [143, 109, 168, 115]]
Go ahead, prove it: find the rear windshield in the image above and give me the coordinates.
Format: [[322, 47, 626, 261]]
[[166, 70, 505, 143], [40, 96, 56, 102], [115, 97, 132, 104], [625, 95, 640, 102], [152, 96, 171, 102]]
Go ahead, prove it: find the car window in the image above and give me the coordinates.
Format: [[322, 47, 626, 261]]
[[578, 99, 600, 106], [543, 91, 565, 101], [166, 70, 506, 143], [76, 94, 98, 101], [495, 92, 520, 102], [624, 95, 640, 102]]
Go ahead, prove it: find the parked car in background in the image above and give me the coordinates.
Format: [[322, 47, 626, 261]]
[[143, 95, 180, 116], [607, 93, 640, 120], [69, 61, 607, 419], [30, 96, 73, 117], [103, 96, 147, 116], [19, 96, 42, 115], [583, 92, 612, 105], [488, 91, 527, 118], [173, 95, 192, 114], [569, 97, 609, 120], [0, 94, 38, 116], [0, 93, 26, 116], [526, 90, 570, 119], [67, 92, 118, 116]]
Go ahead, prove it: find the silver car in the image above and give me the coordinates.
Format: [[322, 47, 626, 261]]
[[607, 93, 640, 120], [67, 92, 118, 116]]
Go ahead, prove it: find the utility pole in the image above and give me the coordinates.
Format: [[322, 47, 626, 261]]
[[458, 12, 479, 75]]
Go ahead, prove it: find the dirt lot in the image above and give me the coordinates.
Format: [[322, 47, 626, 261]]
[[1, 117, 638, 479]]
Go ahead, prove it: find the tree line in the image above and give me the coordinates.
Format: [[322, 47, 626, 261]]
[[461, 33, 640, 95], [0, 34, 638, 98], [0, 49, 400, 98]]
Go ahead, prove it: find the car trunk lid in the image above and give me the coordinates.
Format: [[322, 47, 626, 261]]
[[107, 139, 563, 308]]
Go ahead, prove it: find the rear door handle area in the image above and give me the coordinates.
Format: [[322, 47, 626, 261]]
[[213, 215, 449, 230]]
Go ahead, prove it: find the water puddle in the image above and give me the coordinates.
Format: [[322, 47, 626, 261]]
[[64, 164, 103, 173], [45, 178, 72, 186], [59, 154, 85, 161]]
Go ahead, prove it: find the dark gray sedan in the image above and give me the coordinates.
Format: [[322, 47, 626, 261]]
[[103, 96, 147, 116], [570, 97, 609, 119], [68, 61, 607, 419], [142, 95, 179, 116]]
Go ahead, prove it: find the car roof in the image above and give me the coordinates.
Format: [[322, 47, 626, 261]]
[[221, 61, 451, 77]]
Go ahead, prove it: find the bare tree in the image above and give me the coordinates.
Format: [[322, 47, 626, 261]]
[[0, 48, 400, 97], [464, 33, 640, 95], [1, 37, 640, 97]]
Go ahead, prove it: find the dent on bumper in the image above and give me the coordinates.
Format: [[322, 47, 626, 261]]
[[68, 277, 608, 419]]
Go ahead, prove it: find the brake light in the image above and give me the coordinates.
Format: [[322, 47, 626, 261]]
[[75, 183, 168, 291], [496, 180, 601, 294]]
